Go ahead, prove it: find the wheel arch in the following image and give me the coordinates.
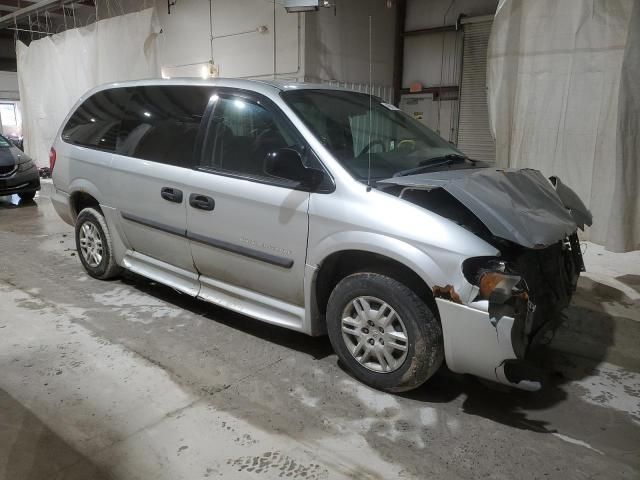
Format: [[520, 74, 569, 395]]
[[307, 231, 453, 333], [313, 249, 441, 322], [68, 179, 104, 221]]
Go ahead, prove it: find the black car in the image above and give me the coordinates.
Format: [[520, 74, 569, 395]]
[[0, 134, 40, 201]]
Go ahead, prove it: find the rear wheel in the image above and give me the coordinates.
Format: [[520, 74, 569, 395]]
[[75, 207, 122, 280], [18, 191, 36, 201], [326, 273, 443, 392]]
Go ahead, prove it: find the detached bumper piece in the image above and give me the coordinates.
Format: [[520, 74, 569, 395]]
[[437, 235, 585, 391], [436, 298, 542, 391]]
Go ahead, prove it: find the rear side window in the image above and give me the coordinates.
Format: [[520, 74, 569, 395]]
[[116, 86, 212, 167], [62, 88, 129, 151]]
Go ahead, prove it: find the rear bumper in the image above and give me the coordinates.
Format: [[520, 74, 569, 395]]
[[51, 187, 74, 225], [0, 168, 40, 195]]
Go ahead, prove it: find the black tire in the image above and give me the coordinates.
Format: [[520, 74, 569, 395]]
[[75, 207, 122, 280], [327, 273, 443, 392], [18, 190, 36, 201]]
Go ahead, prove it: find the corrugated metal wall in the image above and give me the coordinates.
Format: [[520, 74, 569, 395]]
[[457, 20, 496, 162], [321, 80, 394, 104]]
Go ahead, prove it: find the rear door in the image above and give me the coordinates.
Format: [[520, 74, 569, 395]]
[[186, 89, 310, 307], [110, 85, 213, 291]]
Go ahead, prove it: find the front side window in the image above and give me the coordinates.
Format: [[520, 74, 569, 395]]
[[116, 86, 212, 167], [62, 89, 129, 151], [0, 135, 11, 148], [282, 89, 469, 181], [198, 95, 299, 180]]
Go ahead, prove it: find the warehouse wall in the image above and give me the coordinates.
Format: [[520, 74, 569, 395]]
[[156, 0, 303, 80], [0, 71, 18, 99], [400, 0, 497, 142], [406, 0, 498, 30], [304, 0, 396, 92], [403, 0, 498, 89]]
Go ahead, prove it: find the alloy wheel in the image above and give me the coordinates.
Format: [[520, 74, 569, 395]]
[[341, 296, 409, 373], [78, 221, 103, 268]]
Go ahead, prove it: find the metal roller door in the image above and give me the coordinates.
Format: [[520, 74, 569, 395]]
[[457, 19, 495, 162]]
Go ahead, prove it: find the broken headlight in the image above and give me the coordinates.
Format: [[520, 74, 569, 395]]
[[478, 271, 524, 303], [463, 257, 528, 303]]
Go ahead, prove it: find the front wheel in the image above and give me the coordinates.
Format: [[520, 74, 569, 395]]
[[326, 273, 443, 392], [75, 207, 122, 280]]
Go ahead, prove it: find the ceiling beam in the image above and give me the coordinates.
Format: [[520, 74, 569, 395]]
[[0, 0, 80, 28]]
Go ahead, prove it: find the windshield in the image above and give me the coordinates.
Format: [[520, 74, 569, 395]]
[[282, 89, 467, 180]]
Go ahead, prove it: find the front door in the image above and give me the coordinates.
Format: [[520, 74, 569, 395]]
[[186, 90, 310, 308]]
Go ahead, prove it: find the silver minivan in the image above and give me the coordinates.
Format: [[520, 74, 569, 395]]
[[51, 79, 592, 392]]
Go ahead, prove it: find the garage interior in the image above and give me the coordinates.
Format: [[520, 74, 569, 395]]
[[0, 0, 639, 479]]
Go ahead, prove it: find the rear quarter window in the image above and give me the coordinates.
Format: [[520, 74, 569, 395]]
[[62, 88, 129, 151]]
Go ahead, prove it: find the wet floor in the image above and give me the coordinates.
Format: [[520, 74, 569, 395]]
[[1, 183, 639, 479]]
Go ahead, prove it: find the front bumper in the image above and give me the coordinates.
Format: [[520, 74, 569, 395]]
[[437, 298, 542, 391], [0, 167, 40, 195]]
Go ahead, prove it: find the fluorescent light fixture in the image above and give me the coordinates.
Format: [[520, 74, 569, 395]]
[[284, 0, 325, 13], [143, 112, 151, 117]]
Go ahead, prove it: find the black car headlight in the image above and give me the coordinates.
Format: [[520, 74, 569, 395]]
[[17, 160, 35, 172]]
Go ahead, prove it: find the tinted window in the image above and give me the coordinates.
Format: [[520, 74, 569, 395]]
[[116, 86, 212, 167], [199, 95, 299, 179], [62, 88, 129, 151]]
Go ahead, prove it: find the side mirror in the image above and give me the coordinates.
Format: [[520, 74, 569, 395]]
[[264, 147, 324, 188]]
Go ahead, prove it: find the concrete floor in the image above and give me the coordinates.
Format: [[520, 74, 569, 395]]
[[1, 182, 639, 480]]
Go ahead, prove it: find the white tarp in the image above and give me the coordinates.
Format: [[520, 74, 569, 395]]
[[17, 8, 160, 169], [487, 0, 639, 252]]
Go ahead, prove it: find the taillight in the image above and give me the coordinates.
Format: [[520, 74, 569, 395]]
[[49, 147, 57, 172]]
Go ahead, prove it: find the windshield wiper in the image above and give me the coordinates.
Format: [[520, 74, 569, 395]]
[[393, 154, 466, 177]]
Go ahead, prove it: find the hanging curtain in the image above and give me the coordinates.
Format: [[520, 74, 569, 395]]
[[16, 8, 161, 169], [487, 0, 638, 251]]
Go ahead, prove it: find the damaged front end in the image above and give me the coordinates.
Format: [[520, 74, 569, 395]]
[[380, 168, 592, 391]]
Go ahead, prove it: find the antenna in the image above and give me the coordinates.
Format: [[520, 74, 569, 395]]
[[366, 15, 373, 192]]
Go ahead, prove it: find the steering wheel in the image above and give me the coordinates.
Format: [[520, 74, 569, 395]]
[[360, 139, 385, 155], [397, 139, 417, 152]]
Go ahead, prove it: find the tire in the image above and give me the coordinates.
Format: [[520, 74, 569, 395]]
[[18, 191, 36, 201], [326, 273, 443, 392], [75, 207, 122, 280]]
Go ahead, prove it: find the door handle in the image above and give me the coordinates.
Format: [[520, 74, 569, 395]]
[[189, 193, 215, 211], [161, 187, 183, 203]]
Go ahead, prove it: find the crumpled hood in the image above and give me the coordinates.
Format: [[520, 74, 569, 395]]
[[380, 168, 593, 249]]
